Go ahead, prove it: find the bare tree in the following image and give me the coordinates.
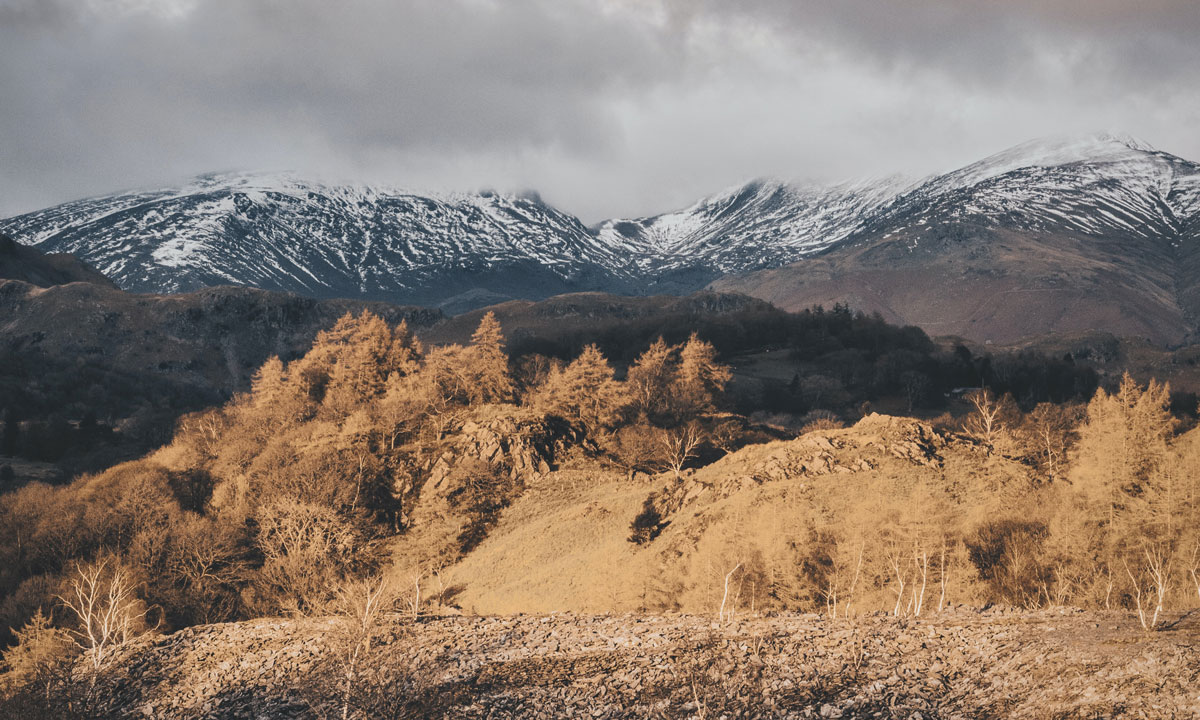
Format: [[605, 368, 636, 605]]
[[1189, 543, 1200, 602], [885, 541, 909, 617], [59, 559, 150, 675], [937, 540, 949, 613], [328, 575, 396, 720], [1124, 547, 1171, 632], [403, 569, 423, 621], [911, 547, 929, 617], [1025, 403, 1079, 480], [963, 388, 1015, 450], [718, 563, 742, 623], [710, 419, 742, 455], [660, 422, 705, 478]]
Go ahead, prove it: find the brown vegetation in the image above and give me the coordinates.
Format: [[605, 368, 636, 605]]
[[3, 307, 1200, 714]]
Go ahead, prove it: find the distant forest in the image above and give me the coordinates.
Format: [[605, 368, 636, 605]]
[[1, 300, 1124, 486]]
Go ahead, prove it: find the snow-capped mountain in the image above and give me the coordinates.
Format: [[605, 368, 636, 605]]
[[3, 133, 1200, 336], [713, 133, 1200, 345], [857, 133, 1200, 244], [1, 170, 918, 309], [0, 173, 636, 310], [593, 174, 914, 276]]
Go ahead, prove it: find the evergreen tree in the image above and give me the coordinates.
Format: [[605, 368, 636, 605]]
[[465, 312, 513, 404], [1073, 373, 1174, 525], [539, 344, 623, 432], [673, 332, 732, 416], [250, 356, 288, 409], [299, 312, 423, 417]]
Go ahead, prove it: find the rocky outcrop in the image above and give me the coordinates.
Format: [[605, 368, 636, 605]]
[[656, 414, 955, 515], [391, 410, 587, 568], [424, 413, 583, 492], [77, 609, 1200, 719]]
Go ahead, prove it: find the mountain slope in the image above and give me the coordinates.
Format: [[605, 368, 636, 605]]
[[713, 134, 1200, 345], [0, 232, 114, 288], [0, 251, 441, 477], [591, 175, 913, 283], [0, 172, 919, 310]]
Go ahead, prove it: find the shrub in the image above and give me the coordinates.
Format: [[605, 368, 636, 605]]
[[966, 520, 1049, 607], [629, 497, 665, 545]]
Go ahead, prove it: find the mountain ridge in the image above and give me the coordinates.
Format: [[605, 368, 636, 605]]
[[4, 133, 1199, 342]]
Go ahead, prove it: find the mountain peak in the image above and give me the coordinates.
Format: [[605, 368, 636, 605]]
[[935, 132, 1161, 192], [996, 132, 1155, 165]]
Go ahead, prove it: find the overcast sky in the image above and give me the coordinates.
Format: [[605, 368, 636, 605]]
[[2, 0, 1199, 222]]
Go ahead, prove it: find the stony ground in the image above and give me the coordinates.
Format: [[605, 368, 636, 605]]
[[93, 608, 1199, 719]]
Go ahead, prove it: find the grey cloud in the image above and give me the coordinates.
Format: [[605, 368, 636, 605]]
[[1, 0, 1198, 223], [0, 0, 682, 213], [677, 0, 1200, 90]]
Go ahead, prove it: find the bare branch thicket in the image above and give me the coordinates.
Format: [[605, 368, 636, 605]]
[[179, 410, 227, 458], [1046, 564, 1075, 607], [821, 541, 864, 619], [710, 420, 742, 455]]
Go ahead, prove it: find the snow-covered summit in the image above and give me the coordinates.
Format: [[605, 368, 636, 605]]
[[934, 133, 1160, 192]]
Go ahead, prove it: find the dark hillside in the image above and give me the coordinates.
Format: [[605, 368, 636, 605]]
[[0, 277, 439, 480], [0, 232, 113, 288]]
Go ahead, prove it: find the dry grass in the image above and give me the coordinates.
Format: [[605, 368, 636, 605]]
[[418, 416, 1031, 617], [449, 467, 656, 614]]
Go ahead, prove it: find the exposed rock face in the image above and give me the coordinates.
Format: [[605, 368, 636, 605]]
[[80, 610, 1200, 719], [424, 413, 582, 493]]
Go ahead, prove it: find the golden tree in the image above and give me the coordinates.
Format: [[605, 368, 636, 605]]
[[673, 333, 732, 417], [464, 312, 513, 405], [626, 338, 678, 420], [535, 344, 623, 433]]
